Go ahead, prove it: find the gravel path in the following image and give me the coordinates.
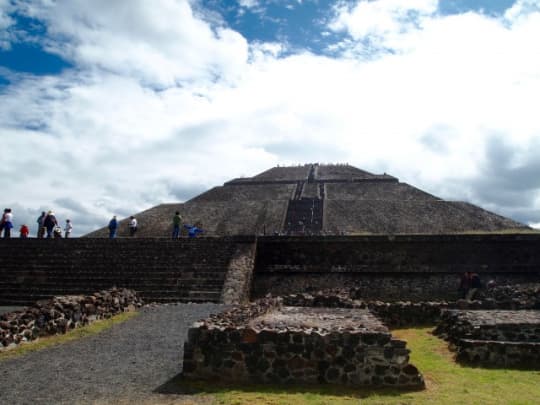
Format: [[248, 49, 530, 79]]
[[0, 303, 226, 405]]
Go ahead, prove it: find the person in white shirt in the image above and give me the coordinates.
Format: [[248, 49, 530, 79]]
[[129, 216, 138, 237], [64, 219, 73, 238], [1, 208, 13, 238]]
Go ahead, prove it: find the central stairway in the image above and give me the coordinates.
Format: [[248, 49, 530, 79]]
[[283, 164, 324, 235]]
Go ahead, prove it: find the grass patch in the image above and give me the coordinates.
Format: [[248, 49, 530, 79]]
[[179, 327, 540, 405], [0, 310, 138, 361]]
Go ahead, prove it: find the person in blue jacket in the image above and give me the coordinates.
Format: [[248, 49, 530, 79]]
[[184, 223, 203, 238], [108, 216, 118, 239]]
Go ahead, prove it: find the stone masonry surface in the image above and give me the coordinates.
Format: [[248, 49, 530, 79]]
[[0, 237, 255, 305], [182, 300, 425, 388], [280, 283, 540, 327], [434, 309, 540, 369], [253, 235, 540, 301], [84, 163, 529, 237], [435, 310, 540, 343], [0, 288, 142, 350]]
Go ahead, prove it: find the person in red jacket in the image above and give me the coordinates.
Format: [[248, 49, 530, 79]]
[[19, 224, 29, 238]]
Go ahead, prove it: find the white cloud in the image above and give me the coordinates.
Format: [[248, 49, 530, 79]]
[[238, 0, 260, 9], [2, 0, 540, 235], [20, 0, 249, 87], [0, 0, 15, 50], [329, 0, 438, 53], [505, 0, 540, 22]]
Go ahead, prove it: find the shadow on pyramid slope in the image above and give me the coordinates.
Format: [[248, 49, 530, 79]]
[[84, 163, 530, 237]]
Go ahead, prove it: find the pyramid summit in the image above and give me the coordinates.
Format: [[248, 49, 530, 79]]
[[86, 163, 528, 237]]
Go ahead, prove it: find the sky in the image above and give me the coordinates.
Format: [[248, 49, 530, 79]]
[[1, 0, 540, 236]]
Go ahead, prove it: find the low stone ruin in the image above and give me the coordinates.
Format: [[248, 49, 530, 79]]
[[183, 299, 424, 388], [434, 309, 540, 368], [0, 288, 142, 350], [281, 283, 540, 327], [477, 283, 540, 309]]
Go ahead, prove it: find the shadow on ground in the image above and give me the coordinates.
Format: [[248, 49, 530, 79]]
[[154, 372, 423, 399]]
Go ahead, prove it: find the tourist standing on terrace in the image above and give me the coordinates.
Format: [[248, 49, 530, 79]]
[[1, 208, 13, 238], [108, 216, 118, 239], [64, 219, 73, 238], [43, 211, 58, 238], [172, 211, 182, 239], [129, 216, 137, 237], [36, 211, 46, 238]]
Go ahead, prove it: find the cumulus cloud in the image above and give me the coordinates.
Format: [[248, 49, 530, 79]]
[[18, 0, 249, 87], [329, 0, 438, 39], [1, 0, 540, 235], [0, 0, 16, 50]]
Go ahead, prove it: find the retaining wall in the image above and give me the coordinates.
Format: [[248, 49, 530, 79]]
[[0, 237, 256, 305], [253, 235, 540, 301]]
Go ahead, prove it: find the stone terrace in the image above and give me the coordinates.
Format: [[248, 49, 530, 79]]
[[324, 200, 526, 234], [182, 300, 425, 388], [86, 199, 288, 237], [0, 238, 256, 305], [189, 183, 295, 202], [252, 165, 311, 181], [325, 182, 440, 201], [436, 310, 540, 343], [316, 164, 395, 181], [435, 310, 540, 368]]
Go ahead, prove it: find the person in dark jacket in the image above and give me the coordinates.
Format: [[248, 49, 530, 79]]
[[37, 211, 46, 238], [172, 211, 182, 239], [43, 211, 58, 238], [458, 272, 471, 299], [108, 216, 118, 239], [466, 273, 482, 300]]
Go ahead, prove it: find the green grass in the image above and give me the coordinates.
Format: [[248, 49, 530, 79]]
[[0, 311, 138, 361], [181, 327, 540, 405]]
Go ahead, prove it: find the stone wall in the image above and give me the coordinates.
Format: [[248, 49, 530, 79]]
[[221, 242, 258, 305], [0, 288, 141, 350], [0, 237, 255, 305], [182, 301, 424, 388], [455, 339, 540, 368], [434, 309, 540, 369], [281, 284, 540, 327], [253, 235, 540, 301], [434, 310, 540, 343], [325, 182, 439, 201], [324, 200, 528, 234], [190, 184, 295, 203]]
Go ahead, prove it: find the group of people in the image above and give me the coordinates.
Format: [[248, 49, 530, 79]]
[[0, 209, 72, 239], [107, 215, 138, 238], [106, 212, 202, 239], [173, 211, 203, 238], [36, 211, 73, 239]]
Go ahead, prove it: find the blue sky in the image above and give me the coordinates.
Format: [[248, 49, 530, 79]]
[[1, 0, 540, 235], [0, 0, 520, 77]]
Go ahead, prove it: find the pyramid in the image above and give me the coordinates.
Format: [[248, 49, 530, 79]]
[[85, 163, 528, 237]]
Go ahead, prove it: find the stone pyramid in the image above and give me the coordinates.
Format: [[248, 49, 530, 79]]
[[85, 163, 528, 237]]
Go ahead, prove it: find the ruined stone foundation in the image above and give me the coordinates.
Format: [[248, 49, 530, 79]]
[[182, 300, 424, 388]]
